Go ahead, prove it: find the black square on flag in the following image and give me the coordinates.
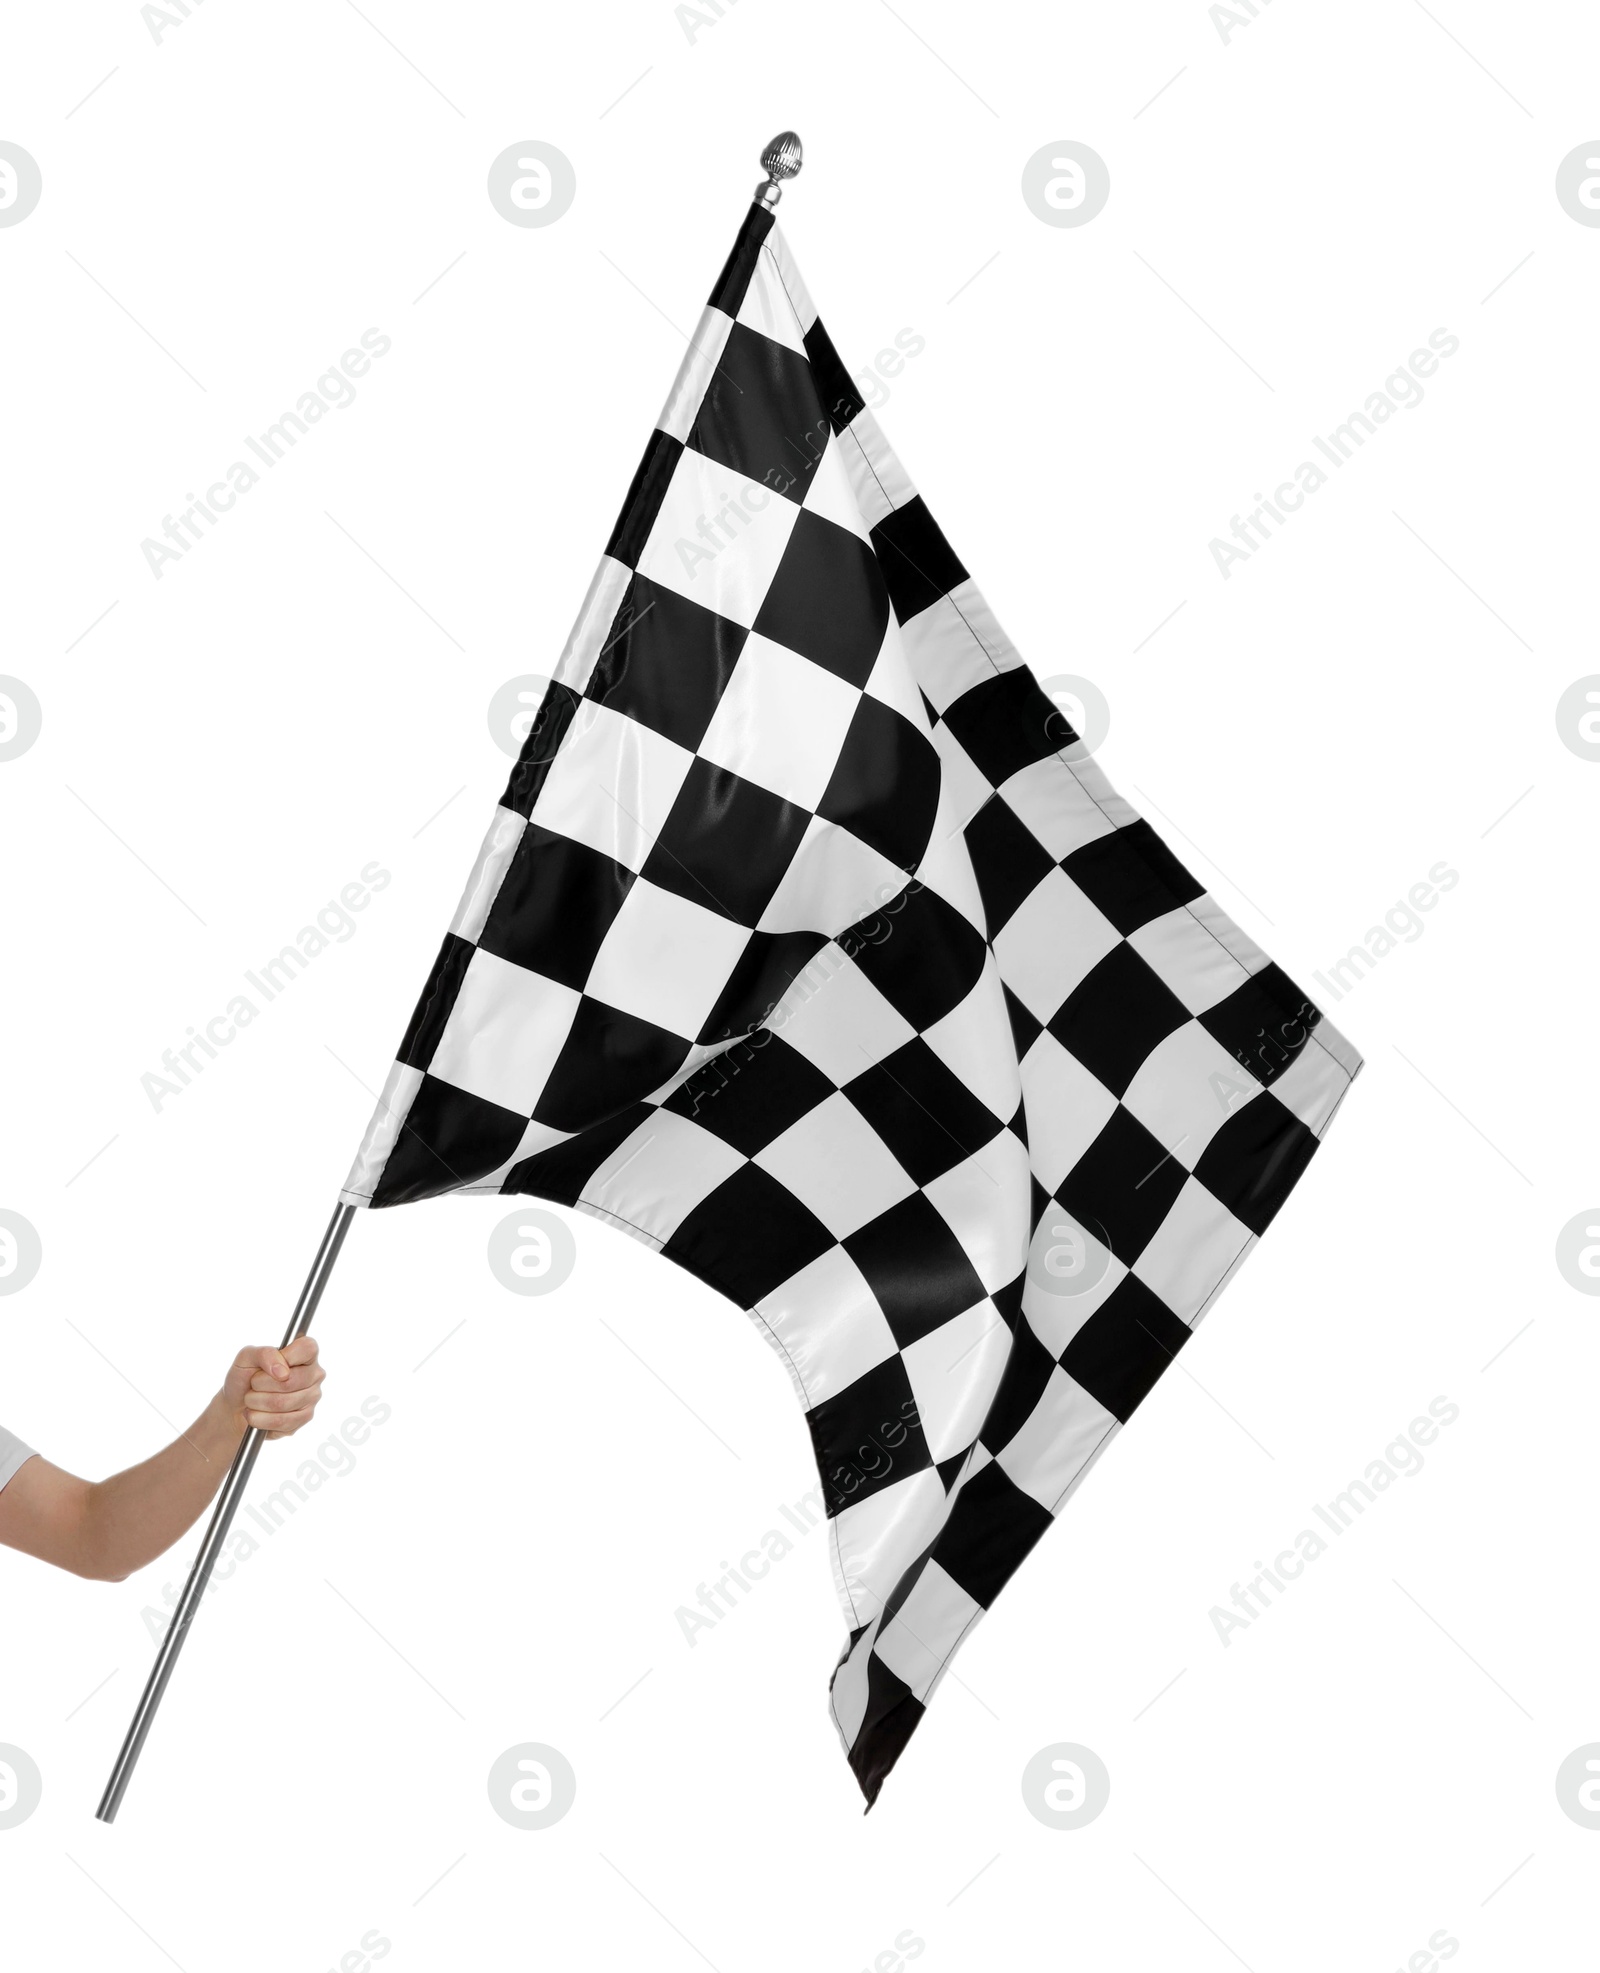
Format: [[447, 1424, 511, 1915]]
[[844, 1039, 1005, 1187], [843, 1192, 990, 1349], [1059, 1274, 1192, 1422], [478, 826, 635, 991], [1058, 1106, 1189, 1265], [753, 509, 892, 688], [688, 321, 830, 504], [807, 1353, 932, 1516], [664, 1162, 835, 1307], [642, 757, 812, 925], [869, 496, 968, 625], [816, 695, 941, 874], [1047, 943, 1191, 1098], [586, 575, 748, 754]]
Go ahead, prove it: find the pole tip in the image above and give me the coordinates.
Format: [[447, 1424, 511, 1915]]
[[754, 131, 802, 210]]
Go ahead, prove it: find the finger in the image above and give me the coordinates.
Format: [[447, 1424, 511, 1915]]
[[249, 1412, 302, 1436], [282, 1336, 320, 1369], [249, 1361, 325, 1395], [249, 1400, 319, 1435], [240, 1344, 292, 1383], [247, 1365, 321, 1396], [243, 1383, 323, 1415]]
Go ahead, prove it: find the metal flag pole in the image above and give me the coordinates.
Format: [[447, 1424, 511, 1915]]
[[97, 132, 801, 1825], [95, 1200, 357, 1823]]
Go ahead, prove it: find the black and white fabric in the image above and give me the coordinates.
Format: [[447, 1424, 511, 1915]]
[[342, 206, 1361, 1804]]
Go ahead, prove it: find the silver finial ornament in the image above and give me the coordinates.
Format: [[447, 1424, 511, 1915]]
[[754, 131, 803, 210]]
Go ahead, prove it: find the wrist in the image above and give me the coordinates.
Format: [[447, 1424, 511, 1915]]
[[198, 1389, 247, 1455]]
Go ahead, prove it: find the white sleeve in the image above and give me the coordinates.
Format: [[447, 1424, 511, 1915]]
[[0, 1425, 37, 1494]]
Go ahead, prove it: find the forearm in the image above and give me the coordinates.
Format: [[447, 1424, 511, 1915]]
[[76, 1395, 243, 1581], [0, 1337, 323, 1581]]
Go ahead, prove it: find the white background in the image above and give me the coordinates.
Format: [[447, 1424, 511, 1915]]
[[1, 1, 1596, 1967]]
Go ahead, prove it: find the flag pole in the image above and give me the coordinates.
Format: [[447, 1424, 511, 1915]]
[[97, 130, 801, 1825], [95, 1200, 357, 1823]]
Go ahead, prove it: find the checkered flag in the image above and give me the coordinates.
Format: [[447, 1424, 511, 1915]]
[[342, 205, 1361, 1803]]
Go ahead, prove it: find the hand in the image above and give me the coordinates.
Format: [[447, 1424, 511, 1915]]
[[220, 1337, 326, 1439]]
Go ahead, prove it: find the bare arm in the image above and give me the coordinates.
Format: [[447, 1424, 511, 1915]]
[[0, 1338, 325, 1581]]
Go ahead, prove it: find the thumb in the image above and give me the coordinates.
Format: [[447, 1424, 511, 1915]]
[[260, 1346, 290, 1383]]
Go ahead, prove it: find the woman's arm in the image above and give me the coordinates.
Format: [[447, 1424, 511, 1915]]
[[0, 1337, 325, 1581]]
